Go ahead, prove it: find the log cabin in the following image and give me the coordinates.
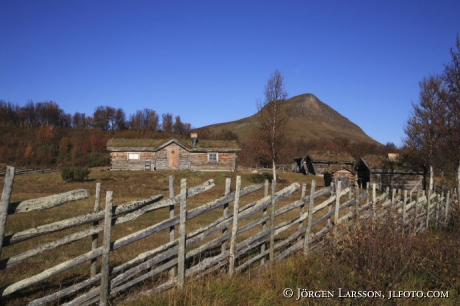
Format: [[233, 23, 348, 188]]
[[354, 154, 426, 190], [293, 152, 356, 175], [293, 152, 356, 187], [107, 134, 240, 171]]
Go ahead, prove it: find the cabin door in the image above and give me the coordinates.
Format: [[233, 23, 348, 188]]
[[167, 147, 179, 169]]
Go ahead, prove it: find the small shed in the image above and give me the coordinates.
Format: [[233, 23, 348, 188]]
[[355, 154, 426, 190], [293, 152, 356, 187], [323, 166, 355, 188], [293, 152, 356, 175], [107, 136, 240, 171]]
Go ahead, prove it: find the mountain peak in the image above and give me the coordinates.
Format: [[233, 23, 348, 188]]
[[197, 93, 377, 145]]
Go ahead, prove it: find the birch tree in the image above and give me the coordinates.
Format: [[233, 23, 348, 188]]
[[256, 70, 288, 182]]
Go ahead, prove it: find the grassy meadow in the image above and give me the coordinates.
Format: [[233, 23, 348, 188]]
[[1, 168, 459, 305]]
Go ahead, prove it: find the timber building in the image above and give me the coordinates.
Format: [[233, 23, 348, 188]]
[[293, 152, 356, 187], [354, 154, 426, 190], [107, 134, 239, 171]]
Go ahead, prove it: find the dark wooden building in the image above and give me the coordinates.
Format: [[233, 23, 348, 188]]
[[355, 154, 426, 190], [107, 136, 240, 171], [293, 152, 356, 187]]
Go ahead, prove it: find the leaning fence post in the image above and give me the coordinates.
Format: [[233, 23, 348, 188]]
[[221, 177, 231, 254], [260, 179, 269, 266], [303, 180, 316, 255], [269, 179, 277, 266], [228, 176, 241, 276], [100, 191, 113, 306], [169, 175, 176, 279], [177, 179, 187, 289], [0, 166, 15, 260], [91, 182, 102, 278], [327, 180, 342, 230]]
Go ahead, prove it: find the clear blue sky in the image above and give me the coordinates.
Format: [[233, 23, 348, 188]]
[[1, 0, 459, 146]]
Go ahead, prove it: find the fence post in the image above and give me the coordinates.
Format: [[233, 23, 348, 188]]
[[221, 177, 231, 254], [169, 175, 176, 279], [260, 179, 269, 266], [298, 184, 307, 232], [445, 190, 450, 226], [327, 179, 342, 230], [413, 190, 420, 236], [228, 176, 241, 276], [334, 180, 341, 225], [372, 183, 376, 206], [91, 182, 102, 278], [402, 190, 408, 235], [0, 166, 15, 260], [352, 183, 360, 221], [100, 191, 113, 306], [348, 183, 354, 217], [425, 188, 432, 231], [365, 183, 374, 208], [177, 179, 187, 289], [303, 180, 316, 255], [269, 179, 277, 266], [436, 190, 441, 226]]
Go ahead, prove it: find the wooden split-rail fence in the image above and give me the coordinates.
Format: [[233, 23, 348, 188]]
[[0, 166, 457, 305], [0, 167, 60, 177]]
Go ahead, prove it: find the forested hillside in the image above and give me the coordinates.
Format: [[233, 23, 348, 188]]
[[0, 101, 193, 168]]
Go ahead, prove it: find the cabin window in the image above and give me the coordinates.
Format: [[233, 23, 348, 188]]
[[208, 153, 218, 162], [128, 153, 140, 160]]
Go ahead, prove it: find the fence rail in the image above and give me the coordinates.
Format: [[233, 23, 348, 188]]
[[0, 165, 457, 305], [0, 167, 60, 177]]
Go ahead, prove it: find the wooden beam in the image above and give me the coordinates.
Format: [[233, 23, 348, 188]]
[[0, 166, 15, 260]]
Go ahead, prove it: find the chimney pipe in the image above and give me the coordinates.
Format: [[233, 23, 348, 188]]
[[191, 133, 198, 146]]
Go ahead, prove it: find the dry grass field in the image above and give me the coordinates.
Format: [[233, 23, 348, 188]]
[[0, 167, 322, 305], [1, 168, 459, 305]]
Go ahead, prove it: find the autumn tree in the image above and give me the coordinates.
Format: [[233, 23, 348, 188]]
[[72, 112, 91, 129], [172, 115, 191, 136], [442, 35, 460, 192], [161, 113, 174, 133], [404, 76, 448, 190], [254, 69, 288, 182], [93, 106, 126, 130], [404, 35, 460, 191], [129, 108, 160, 131]]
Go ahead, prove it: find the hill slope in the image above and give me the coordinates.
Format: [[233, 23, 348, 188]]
[[198, 93, 379, 145]]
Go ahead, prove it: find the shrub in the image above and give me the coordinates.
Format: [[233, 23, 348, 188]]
[[73, 167, 90, 182], [248, 172, 272, 183], [248, 172, 287, 184], [61, 167, 90, 182], [61, 167, 74, 182]]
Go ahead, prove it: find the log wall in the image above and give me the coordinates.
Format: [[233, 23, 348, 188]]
[[110, 152, 156, 171], [190, 152, 236, 171], [110, 147, 236, 171]]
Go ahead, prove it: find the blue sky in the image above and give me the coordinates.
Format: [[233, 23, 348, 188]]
[[1, 1, 459, 146]]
